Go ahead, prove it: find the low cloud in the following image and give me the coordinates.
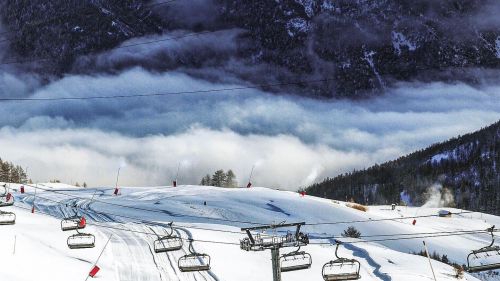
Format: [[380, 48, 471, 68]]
[[0, 68, 499, 189], [0, 126, 367, 189]]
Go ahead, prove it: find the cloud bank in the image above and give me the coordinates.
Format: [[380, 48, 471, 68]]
[[0, 67, 498, 189]]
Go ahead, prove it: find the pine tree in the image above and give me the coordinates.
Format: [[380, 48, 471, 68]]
[[211, 170, 226, 187], [224, 170, 237, 188], [200, 174, 211, 186]]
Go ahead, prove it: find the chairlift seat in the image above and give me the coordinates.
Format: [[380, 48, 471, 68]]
[[67, 233, 95, 249], [467, 263, 500, 273], [466, 226, 500, 273], [178, 239, 211, 272], [324, 272, 361, 281], [0, 200, 14, 207], [61, 217, 85, 231], [280, 250, 312, 273], [0, 211, 15, 225], [154, 236, 183, 253], [281, 263, 312, 272], [323, 242, 361, 281], [178, 254, 211, 272], [0, 194, 14, 207]]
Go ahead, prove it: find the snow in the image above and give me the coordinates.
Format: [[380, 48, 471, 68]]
[[392, 31, 417, 55], [286, 18, 309, 37], [363, 50, 384, 88], [1, 183, 498, 280], [431, 152, 450, 163]]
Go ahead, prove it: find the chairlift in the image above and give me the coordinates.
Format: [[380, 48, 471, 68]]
[[322, 241, 361, 281], [280, 246, 312, 272], [0, 193, 14, 207], [61, 216, 86, 231], [154, 222, 183, 253], [178, 239, 211, 272], [67, 230, 95, 249], [467, 226, 500, 273], [0, 210, 16, 225]]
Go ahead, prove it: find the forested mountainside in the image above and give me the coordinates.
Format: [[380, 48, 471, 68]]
[[1, 0, 500, 97], [306, 120, 500, 213]]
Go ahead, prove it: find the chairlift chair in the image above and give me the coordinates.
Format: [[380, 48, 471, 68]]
[[0, 193, 14, 207], [322, 241, 361, 281], [61, 216, 86, 231], [67, 230, 95, 249], [154, 222, 183, 253], [467, 226, 500, 273], [178, 239, 211, 272], [280, 246, 312, 272], [0, 210, 16, 225]]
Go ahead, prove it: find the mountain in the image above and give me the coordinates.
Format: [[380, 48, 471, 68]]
[[1, 0, 500, 97], [306, 120, 500, 213]]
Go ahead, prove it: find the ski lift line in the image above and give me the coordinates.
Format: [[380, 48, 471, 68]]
[[15, 193, 494, 244], [13, 203, 497, 248], [309, 230, 495, 245], [313, 229, 491, 240], [22, 183, 500, 229], [13, 203, 240, 246], [0, 0, 180, 39], [0, 76, 332, 102]]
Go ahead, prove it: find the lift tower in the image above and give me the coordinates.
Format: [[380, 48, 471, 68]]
[[240, 222, 309, 281]]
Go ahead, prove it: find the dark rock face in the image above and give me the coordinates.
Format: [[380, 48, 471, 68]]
[[219, 0, 500, 97], [1, 0, 500, 97]]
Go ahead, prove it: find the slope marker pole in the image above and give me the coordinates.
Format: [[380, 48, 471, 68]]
[[423, 241, 437, 281], [85, 234, 113, 281]]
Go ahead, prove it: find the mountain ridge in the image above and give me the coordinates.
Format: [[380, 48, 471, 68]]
[[306, 119, 500, 213]]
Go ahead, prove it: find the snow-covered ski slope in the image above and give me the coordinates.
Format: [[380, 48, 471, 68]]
[[1, 183, 499, 281]]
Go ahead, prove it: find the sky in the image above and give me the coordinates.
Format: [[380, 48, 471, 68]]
[[0, 22, 499, 190]]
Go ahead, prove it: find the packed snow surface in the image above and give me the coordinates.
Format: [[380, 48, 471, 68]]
[[1, 183, 499, 280]]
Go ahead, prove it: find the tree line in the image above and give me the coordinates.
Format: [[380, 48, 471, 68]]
[[0, 158, 28, 184], [306, 120, 500, 214], [200, 169, 238, 188]]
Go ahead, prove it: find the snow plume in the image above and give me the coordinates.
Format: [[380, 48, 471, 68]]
[[422, 184, 455, 208]]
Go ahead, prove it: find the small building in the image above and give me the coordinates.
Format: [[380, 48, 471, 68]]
[[438, 210, 452, 217]]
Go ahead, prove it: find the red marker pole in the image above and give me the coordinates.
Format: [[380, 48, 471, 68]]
[[174, 163, 180, 187], [85, 235, 113, 280], [31, 186, 37, 214], [247, 165, 255, 188], [114, 168, 121, 196]]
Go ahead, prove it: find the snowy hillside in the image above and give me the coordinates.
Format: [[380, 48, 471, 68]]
[[1, 183, 500, 280]]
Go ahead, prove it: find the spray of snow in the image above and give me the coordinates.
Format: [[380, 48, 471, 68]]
[[422, 183, 455, 208]]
